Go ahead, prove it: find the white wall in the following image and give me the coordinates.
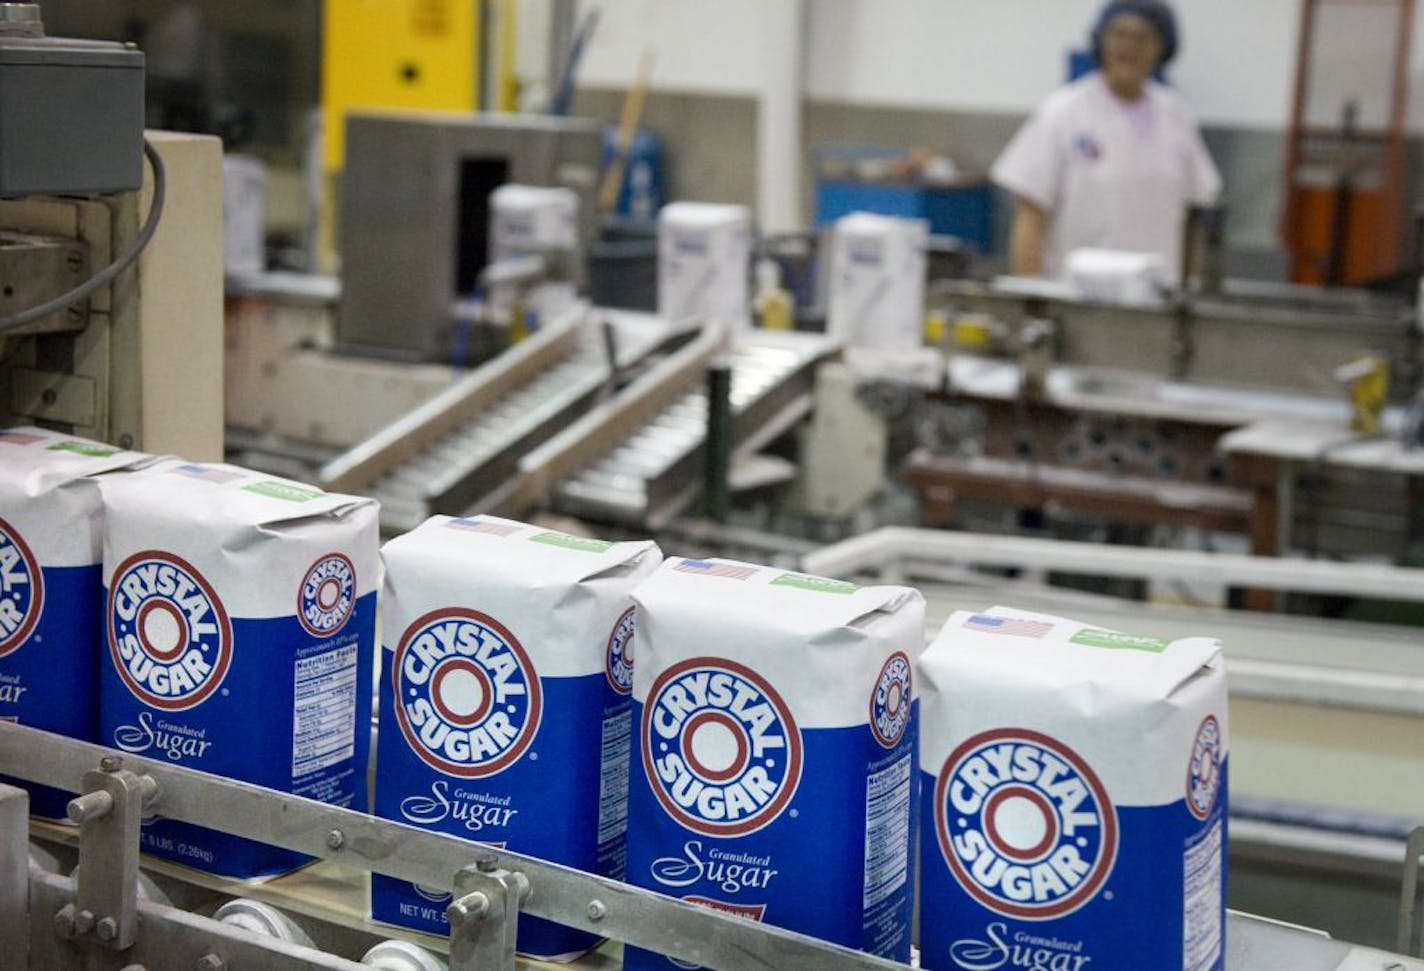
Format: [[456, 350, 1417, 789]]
[[807, 0, 1103, 116], [574, 0, 772, 97], [569, 0, 1424, 133], [805, 1, 1304, 129]]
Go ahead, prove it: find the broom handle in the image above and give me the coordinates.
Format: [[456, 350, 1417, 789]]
[[599, 48, 657, 213]]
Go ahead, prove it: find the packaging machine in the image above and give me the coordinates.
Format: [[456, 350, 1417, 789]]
[[9, 11, 1424, 964]]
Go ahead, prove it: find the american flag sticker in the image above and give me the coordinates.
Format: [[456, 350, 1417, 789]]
[[962, 614, 1055, 639], [445, 518, 522, 537], [673, 559, 758, 581], [0, 431, 44, 446], [170, 464, 244, 485]]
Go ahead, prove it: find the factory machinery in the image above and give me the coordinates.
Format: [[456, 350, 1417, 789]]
[[9, 10, 1424, 965], [315, 305, 835, 535], [922, 275, 1424, 564], [315, 308, 671, 533], [536, 330, 831, 527], [30, 211, 1424, 971], [14, 141, 1424, 971]]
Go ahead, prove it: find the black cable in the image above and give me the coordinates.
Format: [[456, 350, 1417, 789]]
[[0, 139, 167, 336]]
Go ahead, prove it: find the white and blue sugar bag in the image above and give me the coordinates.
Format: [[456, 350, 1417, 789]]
[[373, 515, 660, 961], [624, 558, 925, 970], [98, 460, 378, 878], [919, 607, 1227, 971], [0, 428, 160, 818]]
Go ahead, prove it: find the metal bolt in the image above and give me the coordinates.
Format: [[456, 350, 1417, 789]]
[[137, 775, 159, 804], [41, 388, 57, 406], [67, 790, 114, 825], [194, 954, 225, 971], [74, 909, 95, 934], [67, 250, 83, 272], [53, 904, 76, 939], [325, 829, 344, 851], [586, 899, 607, 922], [96, 916, 118, 942], [118, 434, 135, 449], [475, 851, 499, 873], [100, 755, 123, 772], [447, 892, 490, 927], [511, 871, 531, 904]]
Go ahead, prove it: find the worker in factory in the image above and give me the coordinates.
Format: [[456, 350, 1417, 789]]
[[992, 0, 1221, 283]]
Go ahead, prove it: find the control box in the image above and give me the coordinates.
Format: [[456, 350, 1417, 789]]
[[0, 33, 145, 197]]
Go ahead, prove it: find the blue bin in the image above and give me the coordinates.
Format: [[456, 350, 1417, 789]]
[[601, 127, 665, 222], [814, 180, 995, 254]]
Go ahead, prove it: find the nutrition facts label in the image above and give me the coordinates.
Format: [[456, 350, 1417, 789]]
[[598, 709, 632, 847], [291, 642, 358, 778], [1183, 819, 1223, 971], [863, 754, 912, 910]]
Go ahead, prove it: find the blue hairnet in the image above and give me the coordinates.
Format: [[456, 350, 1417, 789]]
[[1093, 0, 1179, 66]]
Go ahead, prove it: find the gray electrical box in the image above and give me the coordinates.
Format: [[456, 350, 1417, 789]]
[[0, 33, 145, 197]]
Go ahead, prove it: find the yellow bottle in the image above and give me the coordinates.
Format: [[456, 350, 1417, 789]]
[[754, 258, 794, 331]]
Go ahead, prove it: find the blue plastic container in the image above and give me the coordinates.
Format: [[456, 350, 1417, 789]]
[[602, 128, 666, 222]]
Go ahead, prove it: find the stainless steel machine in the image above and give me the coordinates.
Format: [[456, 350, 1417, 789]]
[[901, 277, 1424, 565], [935, 277, 1422, 400], [336, 111, 602, 362], [223, 111, 608, 475], [318, 305, 677, 533]]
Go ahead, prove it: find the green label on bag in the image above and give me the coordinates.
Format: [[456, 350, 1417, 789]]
[[771, 572, 858, 595], [47, 441, 119, 458], [242, 480, 324, 503], [1070, 629, 1170, 653], [529, 531, 615, 554]]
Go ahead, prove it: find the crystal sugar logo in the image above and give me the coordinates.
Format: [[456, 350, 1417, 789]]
[[107, 551, 233, 711], [297, 553, 356, 638], [643, 658, 802, 837], [936, 728, 1118, 920], [1186, 715, 1223, 821], [392, 608, 543, 778], [0, 518, 42, 658], [869, 651, 912, 748], [605, 607, 636, 695]]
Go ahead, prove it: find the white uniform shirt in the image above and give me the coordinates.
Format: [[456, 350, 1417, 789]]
[[992, 73, 1222, 281]]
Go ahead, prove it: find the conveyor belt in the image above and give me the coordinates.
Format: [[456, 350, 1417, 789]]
[[364, 345, 611, 532], [8, 724, 1424, 970], [522, 331, 837, 528], [318, 308, 671, 533]]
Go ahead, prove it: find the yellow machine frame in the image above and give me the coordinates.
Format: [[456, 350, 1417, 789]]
[[321, 0, 479, 173], [317, 1, 520, 268]]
